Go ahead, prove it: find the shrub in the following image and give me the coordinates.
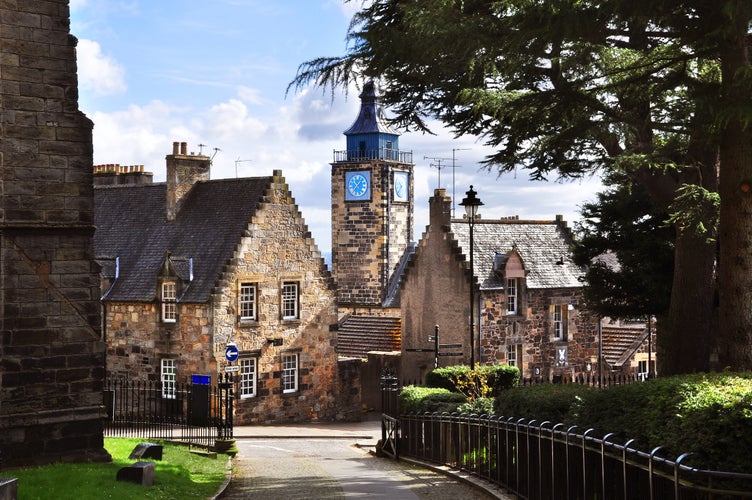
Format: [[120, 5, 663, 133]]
[[426, 364, 520, 399], [399, 385, 467, 414], [575, 373, 752, 472], [492, 373, 752, 473], [493, 383, 594, 424], [457, 397, 495, 416]]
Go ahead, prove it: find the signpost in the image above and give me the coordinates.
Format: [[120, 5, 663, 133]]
[[405, 325, 463, 368]]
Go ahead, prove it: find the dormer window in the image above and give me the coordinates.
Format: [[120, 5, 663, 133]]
[[507, 278, 518, 314], [161, 281, 177, 323]]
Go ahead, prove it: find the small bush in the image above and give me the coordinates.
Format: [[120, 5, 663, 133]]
[[457, 397, 495, 416], [426, 364, 520, 399], [399, 385, 467, 414]]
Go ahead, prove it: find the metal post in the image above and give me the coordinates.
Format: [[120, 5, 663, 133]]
[[434, 324, 439, 369], [469, 217, 475, 369]]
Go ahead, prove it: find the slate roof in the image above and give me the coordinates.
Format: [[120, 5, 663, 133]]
[[336, 315, 402, 359], [343, 81, 399, 136], [449, 218, 584, 290], [601, 325, 649, 368], [94, 177, 270, 303]]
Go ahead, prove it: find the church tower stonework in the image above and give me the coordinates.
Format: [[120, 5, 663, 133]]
[[0, 0, 109, 466], [331, 82, 414, 310]]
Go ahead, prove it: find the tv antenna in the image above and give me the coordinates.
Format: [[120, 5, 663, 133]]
[[424, 155, 451, 189], [198, 143, 208, 154], [451, 148, 470, 218], [235, 157, 251, 178]]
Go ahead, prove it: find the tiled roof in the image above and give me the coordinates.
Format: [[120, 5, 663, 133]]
[[336, 315, 402, 359], [601, 326, 649, 367], [449, 218, 584, 289], [94, 177, 270, 303]]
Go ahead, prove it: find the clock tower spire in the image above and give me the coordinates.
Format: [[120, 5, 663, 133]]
[[331, 81, 414, 310]]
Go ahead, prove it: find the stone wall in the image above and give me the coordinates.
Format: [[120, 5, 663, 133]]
[[0, 0, 108, 466], [399, 192, 473, 382], [105, 302, 216, 382], [331, 161, 413, 307], [481, 287, 600, 380]]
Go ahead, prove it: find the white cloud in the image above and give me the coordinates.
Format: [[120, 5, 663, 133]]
[[76, 39, 126, 96]]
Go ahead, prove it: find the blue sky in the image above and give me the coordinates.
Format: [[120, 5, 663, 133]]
[[70, 0, 603, 255]]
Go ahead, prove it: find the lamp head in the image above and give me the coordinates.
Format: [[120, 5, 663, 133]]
[[459, 185, 483, 218]]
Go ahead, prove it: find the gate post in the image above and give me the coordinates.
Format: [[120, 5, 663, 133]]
[[214, 373, 235, 454]]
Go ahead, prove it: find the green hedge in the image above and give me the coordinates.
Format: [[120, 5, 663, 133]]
[[425, 364, 520, 398], [493, 373, 752, 472], [494, 383, 593, 424], [399, 385, 467, 414]]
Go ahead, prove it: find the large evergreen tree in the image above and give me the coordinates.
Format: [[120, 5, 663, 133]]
[[290, 0, 751, 373]]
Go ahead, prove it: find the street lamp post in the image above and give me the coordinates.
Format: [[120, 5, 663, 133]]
[[459, 186, 483, 369]]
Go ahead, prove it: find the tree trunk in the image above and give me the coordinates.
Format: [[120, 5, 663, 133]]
[[717, 5, 752, 371], [659, 229, 716, 375]]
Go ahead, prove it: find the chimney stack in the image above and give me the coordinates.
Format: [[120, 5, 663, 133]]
[[429, 188, 452, 228], [166, 141, 210, 221]]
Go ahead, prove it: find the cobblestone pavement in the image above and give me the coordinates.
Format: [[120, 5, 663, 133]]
[[217, 417, 512, 499]]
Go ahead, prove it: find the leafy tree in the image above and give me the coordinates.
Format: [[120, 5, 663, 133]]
[[572, 170, 675, 321], [290, 0, 752, 373]]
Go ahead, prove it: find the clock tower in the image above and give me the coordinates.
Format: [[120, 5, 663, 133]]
[[331, 81, 414, 309]]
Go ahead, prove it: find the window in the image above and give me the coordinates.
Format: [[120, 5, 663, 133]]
[[239, 283, 257, 321], [507, 278, 517, 314], [240, 358, 257, 398], [282, 354, 298, 393], [637, 360, 654, 381], [161, 359, 177, 399], [507, 343, 523, 368], [162, 282, 177, 322], [282, 282, 299, 320], [553, 304, 568, 340]]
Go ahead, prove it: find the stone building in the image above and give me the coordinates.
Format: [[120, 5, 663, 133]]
[[94, 143, 352, 424], [0, 0, 109, 466], [331, 81, 412, 361], [399, 188, 603, 382]]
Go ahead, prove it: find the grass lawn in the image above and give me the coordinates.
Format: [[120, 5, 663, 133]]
[[7, 438, 229, 499]]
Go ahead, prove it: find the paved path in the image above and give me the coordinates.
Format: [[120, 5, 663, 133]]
[[218, 417, 512, 499]]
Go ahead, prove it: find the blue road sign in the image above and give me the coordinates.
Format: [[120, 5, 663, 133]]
[[225, 344, 239, 362]]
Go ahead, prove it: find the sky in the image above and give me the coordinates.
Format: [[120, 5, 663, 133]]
[[69, 0, 604, 257]]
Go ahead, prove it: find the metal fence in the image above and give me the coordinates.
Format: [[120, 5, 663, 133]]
[[381, 375, 752, 499], [104, 374, 234, 449], [399, 412, 752, 499]]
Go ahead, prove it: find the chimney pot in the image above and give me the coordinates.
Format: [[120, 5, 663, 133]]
[[180, 142, 187, 155], [173, 142, 179, 155]]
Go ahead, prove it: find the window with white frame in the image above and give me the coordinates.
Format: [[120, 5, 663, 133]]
[[161, 359, 177, 399], [239, 283, 257, 321], [281, 282, 299, 320], [553, 304, 568, 340], [162, 282, 177, 322], [507, 278, 518, 314], [507, 343, 523, 368], [282, 353, 298, 393], [637, 359, 654, 381], [240, 358, 257, 398]]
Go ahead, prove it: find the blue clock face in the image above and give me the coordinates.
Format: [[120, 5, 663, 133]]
[[394, 172, 408, 201], [346, 172, 370, 200]]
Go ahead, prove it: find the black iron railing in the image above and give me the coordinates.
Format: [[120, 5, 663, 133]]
[[104, 374, 234, 450], [381, 373, 752, 499], [333, 149, 413, 163], [397, 412, 752, 498]]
